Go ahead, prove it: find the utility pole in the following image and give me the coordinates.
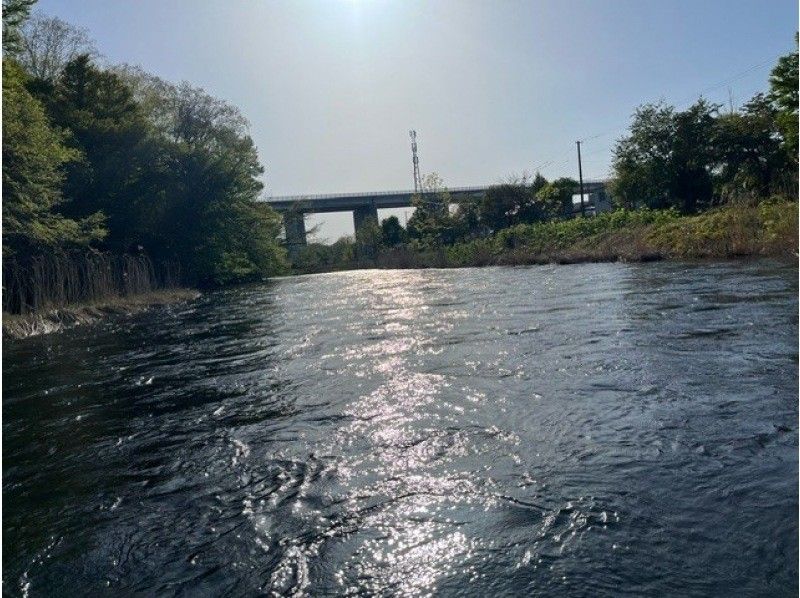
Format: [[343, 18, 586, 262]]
[[576, 140, 586, 217], [410, 130, 422, 193]]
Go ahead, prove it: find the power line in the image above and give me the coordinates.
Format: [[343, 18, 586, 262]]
[[527, 52, 785, 181], [580, 55, 777, 145]]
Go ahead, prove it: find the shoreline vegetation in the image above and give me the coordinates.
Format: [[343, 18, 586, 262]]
[[293, 201, 798, 273], [6, 198, 796, 338], [2, 3, 798, 337], [2, 288, 199, 339], [5, 199, 796, 338]]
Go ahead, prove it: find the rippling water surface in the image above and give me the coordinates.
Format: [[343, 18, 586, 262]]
[[4, 261, 798, 596]]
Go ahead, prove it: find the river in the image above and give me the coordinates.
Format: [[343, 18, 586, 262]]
[[3, 261, 798, 596]]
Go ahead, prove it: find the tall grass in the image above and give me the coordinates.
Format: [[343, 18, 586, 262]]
[[3, 251, 182, 315]]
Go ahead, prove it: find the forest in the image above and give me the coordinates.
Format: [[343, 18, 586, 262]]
[[3, 0, 287, 314]]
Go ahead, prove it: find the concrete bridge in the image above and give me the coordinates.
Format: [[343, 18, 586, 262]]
[[264, 180, 608, 250]]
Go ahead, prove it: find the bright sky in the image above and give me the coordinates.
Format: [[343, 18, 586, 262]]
[[37, 0, 798, 241]]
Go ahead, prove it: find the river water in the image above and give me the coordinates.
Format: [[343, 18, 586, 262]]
[[3, 261, 798, 596]]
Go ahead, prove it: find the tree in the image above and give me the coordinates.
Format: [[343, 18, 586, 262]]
[[2, 59, 104, 256], [39, 58, 286, 283], [354, 216, 382, 261], [18, 12, 97, 82], [612, 99, 718, 212], [519, 172, 549, 222], [2, 0, 36, 54], [39, 55, 150, 252], [769, 36, 799, 166], [380, 215, 408, 247], [123, 70, 285, 283], [536, 177, 577, 218], [669, 99, 718, 212], [479, 173, 548, 230], [713, 94, 788, 199], [481, 183, 529, 230], [452, 192, 484, 240], [407, 173, 456, 246]]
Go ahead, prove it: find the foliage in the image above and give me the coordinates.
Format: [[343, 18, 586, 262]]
[[106, 64, 289, 284], [494, 207, 679, 253], [3, 1, 287, 291], [612, 38, 798, 212], [536, 177, 577, 219], [2, 59, 105, 256], [443, 202, 795, 266], [647, 200, 797, 258], [611, 100, 718, 212], [479, 173, 549, 231], [407, 173, 457, 247], [292, 237, 355, 273], [769, 36, 799, 164], [381, 215, 408, 247], [36, 55, 149, 249], [354, 216, 382, 260], [713, 94, 791, 199], [2, 0, 35, 54]]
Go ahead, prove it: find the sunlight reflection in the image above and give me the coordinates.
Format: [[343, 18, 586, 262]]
[[327, 270, 483, 594]]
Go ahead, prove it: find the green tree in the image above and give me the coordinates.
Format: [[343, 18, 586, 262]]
[[479, 173, 549, 231], [536, 177, 577, 218], [611, 102, 674, 209], [2, 0, 36, 54], [769, 36, 799, 166], [612, 99, 718, 212], [519, 172, 549, 222], [54, 62, 287, 284], [452, 192, 484, 240], [669, 99, 717, 212], [713, 94, 789, 199], [380, 215, 408, 247], [354, 216, 382, 261], [40, 55, 150, 252], [480, 182, 530, 230], [407, 173, 456, 246], [2, 59, 104, 256]]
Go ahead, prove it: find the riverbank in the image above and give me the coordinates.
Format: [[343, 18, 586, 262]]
[[2, 288, 200, 339], [295, 201, 798, 272]]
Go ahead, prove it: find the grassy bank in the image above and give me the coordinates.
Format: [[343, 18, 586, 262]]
[[442, 200, 798, 267], [295, 201, 798, 272], [2, 288, 200, 339]]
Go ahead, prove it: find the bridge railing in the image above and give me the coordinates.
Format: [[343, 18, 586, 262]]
[[264, 186, 485, 203], [264, 180, 607, 204]]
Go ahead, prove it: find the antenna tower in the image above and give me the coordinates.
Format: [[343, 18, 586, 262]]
[[409, 130, 422, 192]]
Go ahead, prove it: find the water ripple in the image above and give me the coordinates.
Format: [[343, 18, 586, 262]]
[[3, 261, 797, 596]]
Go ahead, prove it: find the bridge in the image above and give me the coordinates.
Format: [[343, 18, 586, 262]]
[[263, 180, 608, 251]]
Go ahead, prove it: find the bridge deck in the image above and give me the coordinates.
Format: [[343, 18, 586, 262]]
[[263, 181, 606, 213]]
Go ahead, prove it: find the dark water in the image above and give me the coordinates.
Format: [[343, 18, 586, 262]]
[[3, 261, 798, 597]]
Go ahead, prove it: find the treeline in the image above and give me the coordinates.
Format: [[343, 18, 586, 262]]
[[299, 200, 797, 273], [294, 172, 580, 271], [2, 0, 286, 314], [295, 39, 798, 272]]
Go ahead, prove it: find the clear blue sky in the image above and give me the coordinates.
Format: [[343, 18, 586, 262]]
[[36, 0, 798, 241]]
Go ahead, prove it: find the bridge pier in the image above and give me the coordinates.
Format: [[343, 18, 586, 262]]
[[284, 212, 307, 257], [353, 205, 379, 238]]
